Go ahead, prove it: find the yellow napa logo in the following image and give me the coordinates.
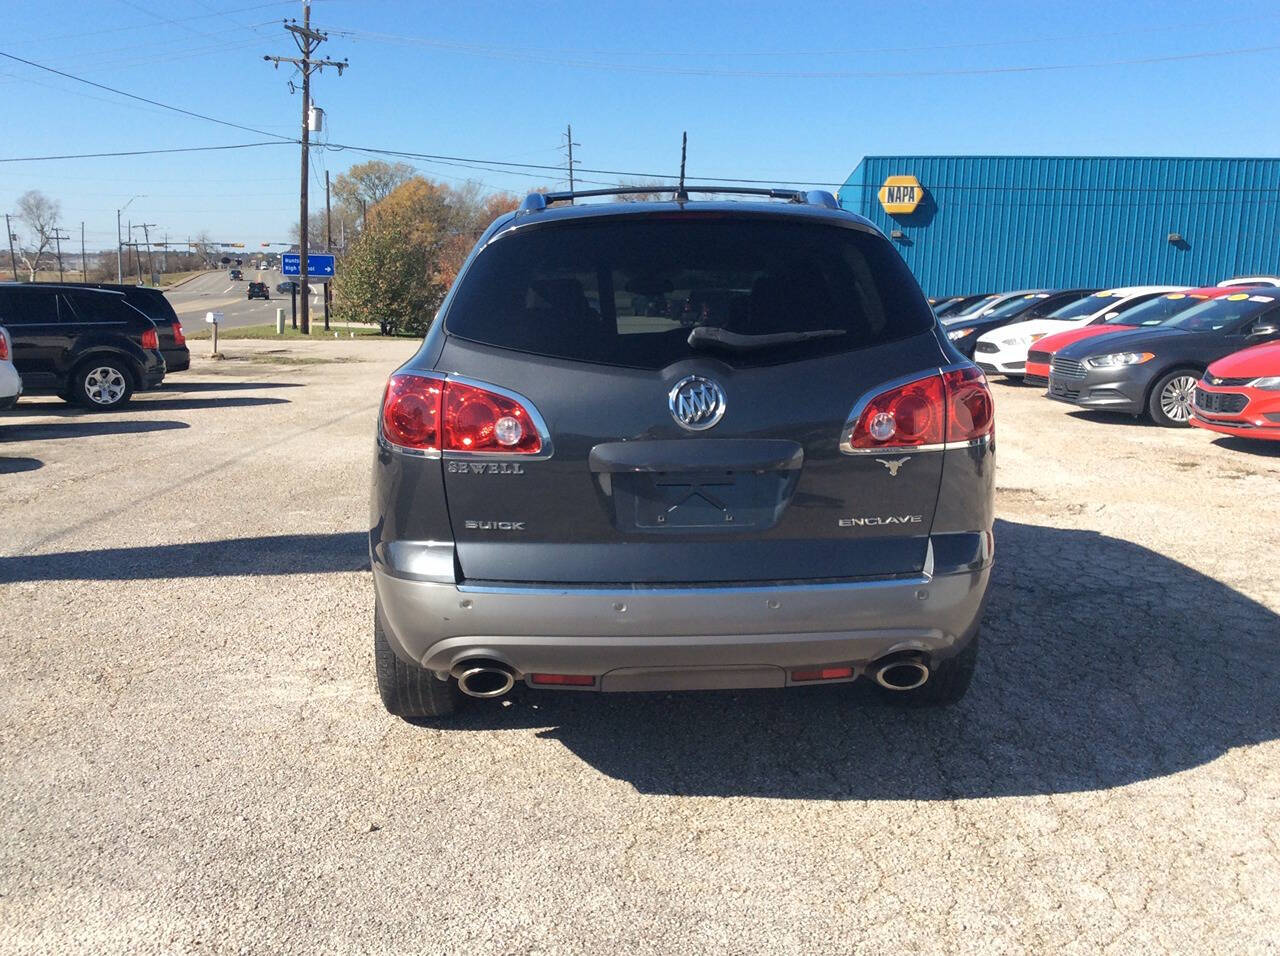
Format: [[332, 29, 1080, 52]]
[[877, 175, 924, 215]]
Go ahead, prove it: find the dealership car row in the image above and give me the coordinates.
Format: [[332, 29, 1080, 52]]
[[930, 276, 1280, 440]]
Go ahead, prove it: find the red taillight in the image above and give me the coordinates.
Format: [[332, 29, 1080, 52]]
[[380, 374, 543, 456], [141, 328, 158, 350], [530, 673, 595, 686], [443, 381, 542, 454], [381, 374, 443, 451], [172, 321, 185, 346], [0, 330, 9, 362], [792, 666, 854, 682], [842, 367, 993, 451], [942, 366, 995, 443]]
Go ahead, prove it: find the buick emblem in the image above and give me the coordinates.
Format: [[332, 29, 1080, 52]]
[[669, 375, 726, 431]]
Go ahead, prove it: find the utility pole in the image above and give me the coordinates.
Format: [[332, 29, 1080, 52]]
[[265, 1, 347, 335], [4, 214, 17, 282], [52, 227, 70, 282], [80, 222, 87, 282], [140, 223, 156, 283], [116, 195, 144, 284], [563, 124, 580, 200], [324, 169, 332, 332]]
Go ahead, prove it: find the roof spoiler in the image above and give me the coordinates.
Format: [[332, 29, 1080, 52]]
[[517, 187, 841, 215]]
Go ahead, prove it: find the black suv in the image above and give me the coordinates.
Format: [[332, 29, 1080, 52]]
[[370, 187, 996, 718], [247, 281, 270, 300], [0, 284, 166, 409], [79, 283, 189, 372], [229, 269, 243, 280]]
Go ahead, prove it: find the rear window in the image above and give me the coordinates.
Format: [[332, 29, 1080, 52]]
[[62, 291, 142, 323], [444, 217, 934, 369]]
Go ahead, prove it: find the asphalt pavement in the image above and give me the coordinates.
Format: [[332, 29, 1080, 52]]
[[165, 267, 329, 330], [1, 339, 1278, 952]]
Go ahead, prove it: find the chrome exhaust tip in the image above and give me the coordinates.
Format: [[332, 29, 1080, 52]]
[[455, 663, 517, 699], [873, 656, 930, 691]]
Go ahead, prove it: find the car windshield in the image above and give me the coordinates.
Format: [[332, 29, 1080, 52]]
[[1105, 293, 1199, 327], [951, 295, 1000, 317], [978, 294, 1047, 319], [445, 217, 935, 369], [1044, 294, 1119, 320], [1164, 294, 1277, 332]]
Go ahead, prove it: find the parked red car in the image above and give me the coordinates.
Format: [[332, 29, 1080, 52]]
[[1189, 340, 1280, 441], [1025, 286, 1250, 386]]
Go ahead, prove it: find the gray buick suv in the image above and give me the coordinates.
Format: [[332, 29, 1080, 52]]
[[370, 187, 994, 718]]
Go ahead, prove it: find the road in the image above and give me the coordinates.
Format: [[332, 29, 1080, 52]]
[[164, 266, 330, 330], [1, 340, 1278, 952]]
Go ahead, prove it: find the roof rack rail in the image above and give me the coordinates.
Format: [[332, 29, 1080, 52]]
[[516, 186, 841, 215]]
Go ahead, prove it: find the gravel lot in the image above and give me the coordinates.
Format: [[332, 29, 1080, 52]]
[[2, 338, 1278, 953]]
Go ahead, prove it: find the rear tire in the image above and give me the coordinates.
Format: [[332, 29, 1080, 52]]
[[1147, 368, 1199, 427], [880, 634, 978, 707], [374, 602, 462, 719]]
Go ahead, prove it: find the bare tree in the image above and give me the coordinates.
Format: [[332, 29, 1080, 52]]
[[614, 181, 672, 202], [15, 190, 60, 281], [332, 160, 415, 225]]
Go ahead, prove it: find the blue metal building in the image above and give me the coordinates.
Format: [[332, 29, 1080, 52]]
[[838, 156, 1280, 295]]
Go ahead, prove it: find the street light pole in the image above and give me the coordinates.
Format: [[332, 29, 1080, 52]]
[[116, 195, 143, 284]]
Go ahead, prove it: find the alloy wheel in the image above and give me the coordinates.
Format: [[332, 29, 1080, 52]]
[[83, 366, 127, 406], [1160, 374, 1198, 423]]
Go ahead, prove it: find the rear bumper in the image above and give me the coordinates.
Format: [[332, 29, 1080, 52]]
[[162, 347, 190, 372], [373, 554, 991, 691]]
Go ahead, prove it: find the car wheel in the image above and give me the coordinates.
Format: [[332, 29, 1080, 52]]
[[74, 360, 134, 410], [1148, 368, 1199, 427], [374, 601, 463, 719], [877, 633, 978, 707]]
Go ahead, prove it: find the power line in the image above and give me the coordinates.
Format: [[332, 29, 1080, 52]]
[[7, 1, 294, 47], [0, 142, 291, 163], [0, 49, 294, 140]]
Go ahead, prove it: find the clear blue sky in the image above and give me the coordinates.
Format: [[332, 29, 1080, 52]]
[[3, 0, 1279, 251]]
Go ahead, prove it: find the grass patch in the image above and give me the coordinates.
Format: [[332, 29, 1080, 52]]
[[186, 323, 389, 341]]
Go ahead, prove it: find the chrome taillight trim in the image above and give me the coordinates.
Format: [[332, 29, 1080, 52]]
[[838, 363, 994, 456]]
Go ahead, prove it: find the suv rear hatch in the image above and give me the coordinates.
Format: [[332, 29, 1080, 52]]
[[432, 211, 957, 585]]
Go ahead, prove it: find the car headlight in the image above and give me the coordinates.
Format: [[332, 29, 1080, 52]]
[[947, 328, 975, 341], [1249, 376, 1280, 390], [1085, 351, 1155, 368]]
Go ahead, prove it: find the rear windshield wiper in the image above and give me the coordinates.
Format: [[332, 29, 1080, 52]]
[[687, 326, 846, 352]]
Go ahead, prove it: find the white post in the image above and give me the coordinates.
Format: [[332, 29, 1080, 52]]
[[206, 310, 224, 357], [276, 308, 285, 335]]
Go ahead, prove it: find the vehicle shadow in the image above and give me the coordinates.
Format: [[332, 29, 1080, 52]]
[[1209, 436, 1280, 458], [160, 381, 304, 393], [0, 532, 368, 583], [0, 456, 43, 474], [1065, 409, 1148, 427], [419, 518, 1280, 799], [0, 420, 189, 441], [10, 396, 290, 414]]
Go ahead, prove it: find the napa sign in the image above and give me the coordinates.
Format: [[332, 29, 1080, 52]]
[[877, 175, 925, 215]]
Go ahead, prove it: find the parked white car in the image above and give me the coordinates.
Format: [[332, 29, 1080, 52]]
[[1217, 275, 1280, 288], [972, 286, 1187, 378], [0, 325, 21, 410]]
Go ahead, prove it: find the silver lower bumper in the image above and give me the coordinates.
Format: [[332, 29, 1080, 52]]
[[373, 562, 990, 691]]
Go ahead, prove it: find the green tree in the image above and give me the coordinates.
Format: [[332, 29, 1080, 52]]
[[332, 218, 441, 336]]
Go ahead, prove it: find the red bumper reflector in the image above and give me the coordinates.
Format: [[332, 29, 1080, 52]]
[[791, 666, 854, 682], [530, 673, 595, 686]]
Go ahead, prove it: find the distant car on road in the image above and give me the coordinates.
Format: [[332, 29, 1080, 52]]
[[276, 280, 298, 294], [229, 269, 243, 280], [247, 282, 270, 301], [0, 284, 165, 410], [79, 282, 189, 373], [0, 325, 20, 410], [1190, 340, 1280, 441], [1050, 290, 1280, 426]]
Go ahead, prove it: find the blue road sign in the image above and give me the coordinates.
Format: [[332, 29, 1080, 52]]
[[281, 253, 336, 279]]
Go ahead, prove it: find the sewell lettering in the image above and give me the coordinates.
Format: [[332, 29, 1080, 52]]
[[447, 462, 526, 475], [838, 515, 924, 527]]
